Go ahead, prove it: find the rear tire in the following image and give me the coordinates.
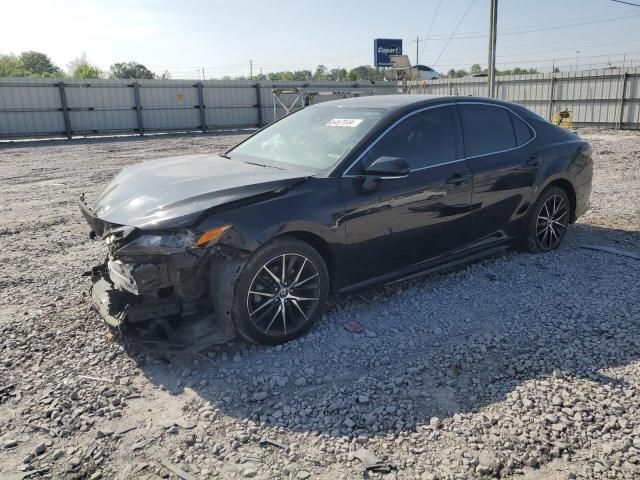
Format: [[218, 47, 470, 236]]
[[232, 237, 329, 345], [523, 186, 570, 253]]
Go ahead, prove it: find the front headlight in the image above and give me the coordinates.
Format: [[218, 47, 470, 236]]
[[115, 225, 231, 255]]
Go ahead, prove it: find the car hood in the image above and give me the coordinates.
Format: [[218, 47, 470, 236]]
[[92, 154, 307, 229]]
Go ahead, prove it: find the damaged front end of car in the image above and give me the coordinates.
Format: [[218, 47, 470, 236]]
[[79, 196, 246, 350]]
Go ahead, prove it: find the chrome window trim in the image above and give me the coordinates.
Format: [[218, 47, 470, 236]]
[[338, 100, 537, 178], [342, 158, 468, 178]]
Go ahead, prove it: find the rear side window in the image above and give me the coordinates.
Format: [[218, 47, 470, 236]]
[[511, 113, 534, 146], [459, 104, 516, 157], [361, 106, 459, 170]]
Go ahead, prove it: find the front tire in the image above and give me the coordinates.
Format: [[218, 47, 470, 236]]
[[524, 186, 570, 253], [232, 237, 329, 345]]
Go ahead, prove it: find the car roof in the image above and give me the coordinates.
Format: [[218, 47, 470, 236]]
[[313, 94, 516, 111], [311, 94, 445, 110]]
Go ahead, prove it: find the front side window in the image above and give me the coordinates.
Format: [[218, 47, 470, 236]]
[[359, 106, 459, 172], [229, 105, 384, 172], [459, 104, 517, 157]]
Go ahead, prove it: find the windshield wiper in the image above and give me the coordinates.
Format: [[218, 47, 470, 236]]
[[219, 153, 231, 159], [243, 161, 286, 171]]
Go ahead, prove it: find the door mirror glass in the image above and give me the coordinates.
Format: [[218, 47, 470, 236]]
[[364, 156, 410, 177]]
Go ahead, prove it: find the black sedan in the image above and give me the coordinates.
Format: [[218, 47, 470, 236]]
[[79, 95, 593, 346]]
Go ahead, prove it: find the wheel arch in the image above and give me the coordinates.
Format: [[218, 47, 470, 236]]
[[543, 178, 577, 222], [276, 231, 337, 293]]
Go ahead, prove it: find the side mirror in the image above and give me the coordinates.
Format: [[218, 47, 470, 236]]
[[364, 156, 410, 177]]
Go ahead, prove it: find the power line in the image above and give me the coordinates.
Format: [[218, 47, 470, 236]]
[[180, 11, 640, 74], [419, 0, 443, 62], [414, 11, 640, 41], [432, 0, 478, 66], [248, 11, 640, 70], [435, 37, 640, 64], [611, 0, 640, 6], [429, 49, 640, 68], [415, 10, 640, 39], [259, 6, 640, 71]]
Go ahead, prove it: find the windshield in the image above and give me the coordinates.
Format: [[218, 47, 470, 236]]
[[228, 105, 385, 172]]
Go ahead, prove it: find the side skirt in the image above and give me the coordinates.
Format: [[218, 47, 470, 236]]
[[338, 243, 510, 294]]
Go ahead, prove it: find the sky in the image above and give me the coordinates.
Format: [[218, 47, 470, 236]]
[[2, 0, 640, 78]]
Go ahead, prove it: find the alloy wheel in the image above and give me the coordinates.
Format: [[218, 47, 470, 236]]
[[535, 194, 568, 250], [246, 254, 321, 336]]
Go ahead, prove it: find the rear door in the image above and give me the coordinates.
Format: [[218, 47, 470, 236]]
[[458, 102, 538, 246], [338, 105, 474, 287]]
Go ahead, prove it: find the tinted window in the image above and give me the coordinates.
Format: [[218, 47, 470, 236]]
[[460, 104, 516, 157], [361, 106, 459, 171], [511, 112, 533, 146]]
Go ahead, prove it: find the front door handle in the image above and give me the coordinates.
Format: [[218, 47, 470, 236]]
[[446, 173, 472, 185]]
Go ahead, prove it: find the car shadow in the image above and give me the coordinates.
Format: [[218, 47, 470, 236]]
[[119, 222, 640, 439]]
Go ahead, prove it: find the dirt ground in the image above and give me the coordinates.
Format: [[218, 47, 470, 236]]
[[0, 128, 639, 480]]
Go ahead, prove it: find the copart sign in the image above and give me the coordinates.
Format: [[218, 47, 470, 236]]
[[374, 38, 403, 67]]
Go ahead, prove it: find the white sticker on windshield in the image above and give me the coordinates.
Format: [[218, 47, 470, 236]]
[[326, 118, 363, 128]]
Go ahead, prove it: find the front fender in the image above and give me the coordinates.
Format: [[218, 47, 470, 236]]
[[197, 177, 346, 254]]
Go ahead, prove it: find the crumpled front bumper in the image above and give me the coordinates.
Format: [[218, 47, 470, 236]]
[[90, 263, 181, 328], [89, 253, 241, 348], [80, 197, 243, 348]]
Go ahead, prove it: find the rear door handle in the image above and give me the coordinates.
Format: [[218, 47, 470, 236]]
[[526, 156, 542, 166], [446, 173, 472, 185]]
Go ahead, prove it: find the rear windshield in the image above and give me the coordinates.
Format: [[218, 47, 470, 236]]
[[229, 105, 385, 172]]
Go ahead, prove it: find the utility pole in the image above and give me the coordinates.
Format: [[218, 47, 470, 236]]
[[250, 59, 253, 80], [416, 36, 420, 66], [202, 67, 205, 80], [487, 0, 498, 98]]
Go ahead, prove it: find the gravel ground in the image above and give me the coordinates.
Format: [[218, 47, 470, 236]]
[[0, 128, 639, 480]]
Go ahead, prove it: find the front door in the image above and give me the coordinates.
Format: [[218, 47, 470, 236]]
[[338, 105, 474, 288]]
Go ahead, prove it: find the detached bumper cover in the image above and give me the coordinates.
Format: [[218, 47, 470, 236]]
[[89, 257, 241, 348], [90, 264, 181, 327]]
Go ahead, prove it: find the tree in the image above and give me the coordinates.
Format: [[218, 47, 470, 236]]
[[19, 51, 61, 76], [109, 62, 155, 79], [0, 51, 64, 78], [267, 71, 294, 81], [497, 67, 539, 76], [313, 65, 328, 80], [293, 70, 312, 81], [346, 65, 384, 81], [68, 53, 101, 79], [329, 68, 347, 81], [444, 68, 469, 78], [73, 63, 102, 79], [470, 64, 482, 75], [0, 54, 28, 77]]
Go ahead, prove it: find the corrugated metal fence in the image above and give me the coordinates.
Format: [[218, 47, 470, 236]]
[[0, 78, 395, 140], [2, 68, 639, 139], [407, 67, 640, 129]]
